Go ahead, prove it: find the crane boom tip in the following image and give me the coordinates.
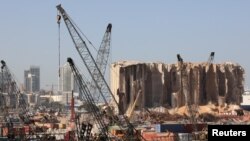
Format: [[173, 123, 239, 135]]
[[107, 23, 112, 32], [56, 4, 62, 8], [1, 60, 6, 66], [67, 57, 74, 66]]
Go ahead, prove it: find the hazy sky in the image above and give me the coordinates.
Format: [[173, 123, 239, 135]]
[[0, 1, 250, 90]]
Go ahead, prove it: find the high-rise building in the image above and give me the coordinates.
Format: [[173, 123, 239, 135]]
[[30, 66, 40, 92], [24, 70, 30, 92], [24, 66, 40, 93], [59, 63, 74, 92], [59, 63, 79, 105]]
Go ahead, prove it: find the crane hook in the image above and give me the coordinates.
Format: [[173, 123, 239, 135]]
[[57, 14, 61, 24]]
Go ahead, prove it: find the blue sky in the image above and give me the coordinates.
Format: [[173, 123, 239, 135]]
[[0, 1, 250, 90]]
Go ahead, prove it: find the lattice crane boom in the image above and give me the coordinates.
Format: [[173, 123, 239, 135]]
[[90, 23, 112, 102], [67, 58, 110, 140], [176, 55, 198, 132], [1, 60, 28, 139], [95, 23, 112, 78], [0, 60, 27, 111]]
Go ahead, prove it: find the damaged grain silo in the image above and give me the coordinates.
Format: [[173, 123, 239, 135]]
[[110, 61, 245, 114]]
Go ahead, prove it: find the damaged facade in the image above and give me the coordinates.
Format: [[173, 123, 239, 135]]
[[110, 61, 245, 114]]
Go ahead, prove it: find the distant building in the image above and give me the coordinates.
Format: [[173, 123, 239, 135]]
[[24, 70, 30, 92], [59, 63, 73, 92], [59, 63, 79, 92], [24, 66, 40, 93], [59, 63, 79, 105], [19, 93, 39, 108]]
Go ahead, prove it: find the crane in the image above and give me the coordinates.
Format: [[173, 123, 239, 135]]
[[0, 60, 27, 111], [57, 5, 142, 140], [1, 60, 7, 108], [56, 4, 113, 107], [176, 55, 198, 132], [0, 60, 13, 139], [207, 52, 215, 64], [90, 23, 112, 102], [0, 60, 8, 122], [177, 54, 183, 63], [67, 58, 110, 140], [0, 60, 29, 139], [57, 7, 112, 103]]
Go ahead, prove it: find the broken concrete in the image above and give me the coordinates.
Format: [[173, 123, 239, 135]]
[[110, 61, 245, 114]]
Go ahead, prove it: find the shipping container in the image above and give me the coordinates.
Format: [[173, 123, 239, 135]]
[[157, 132, 178, 141], [155, 123, 186, 133], [141, 131, 157, 141], [155, 123, 207, 133], [142, 131, 179, 141]]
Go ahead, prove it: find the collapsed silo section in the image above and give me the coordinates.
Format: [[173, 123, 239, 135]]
[[110, 61, 245, 114]]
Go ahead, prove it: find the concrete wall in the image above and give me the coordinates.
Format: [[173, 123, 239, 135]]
[[110, 61, 245, 114]]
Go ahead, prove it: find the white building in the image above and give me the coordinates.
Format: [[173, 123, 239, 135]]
[[59, 63, 79, 105]]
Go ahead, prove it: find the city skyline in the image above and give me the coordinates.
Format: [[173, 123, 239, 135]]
[[0, 1, 250, 90]]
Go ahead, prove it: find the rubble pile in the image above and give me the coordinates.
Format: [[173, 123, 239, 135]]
[[129, 104, 250, 124]]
